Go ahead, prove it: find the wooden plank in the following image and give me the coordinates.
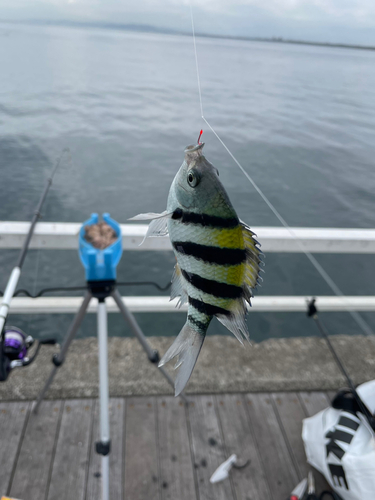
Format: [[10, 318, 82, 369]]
[[9, 401, 62, 500], [86, 398, 125, 500], [187, 395, 234, 500], [272, 392, 309, 480], [157, 397, 197, 500], [244, 393, 298, 499], [299, 392, 330, 417], [0, 401, 30, 495], [124, 397, 160, 500], [215, 394, 270, 499], [47, 399, 94, 500]]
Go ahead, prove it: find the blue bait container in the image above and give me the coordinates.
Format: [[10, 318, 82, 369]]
[[79, 213, 122, 281]]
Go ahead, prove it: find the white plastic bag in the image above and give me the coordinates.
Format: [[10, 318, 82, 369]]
[[302, 380, 375, 500]]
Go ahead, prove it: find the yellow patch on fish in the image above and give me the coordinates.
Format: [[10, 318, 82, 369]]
[[211, 226, 244, 249], [211, 262, 245, 287]]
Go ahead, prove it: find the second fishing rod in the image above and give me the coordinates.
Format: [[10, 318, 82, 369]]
[[0, 149, 70, 381], [307, 298, 375, 432]]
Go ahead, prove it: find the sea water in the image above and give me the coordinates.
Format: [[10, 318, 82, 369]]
[[1, 23, 375, 342]]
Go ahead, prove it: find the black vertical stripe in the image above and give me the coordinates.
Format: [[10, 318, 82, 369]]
[[181, 269, 243, 299], [172, 208, 238, 228], [173, 241, 246, 266], [188, 296, 231, 316], [187, 314, 209, 332]]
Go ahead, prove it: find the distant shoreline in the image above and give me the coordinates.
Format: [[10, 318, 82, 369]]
[[1, 19, 375, 52], [200, 33, 375, 52]]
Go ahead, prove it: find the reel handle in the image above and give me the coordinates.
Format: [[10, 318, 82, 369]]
[[22, 338, 57, 366]]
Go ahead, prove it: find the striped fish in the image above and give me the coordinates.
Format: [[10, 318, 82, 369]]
[[130, 142, 263, 395]]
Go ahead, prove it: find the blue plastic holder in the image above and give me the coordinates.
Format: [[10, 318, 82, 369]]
[[79, 213, 122, 282]]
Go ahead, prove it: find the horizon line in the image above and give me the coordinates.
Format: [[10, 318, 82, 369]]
[[1, 18, 375, 52]]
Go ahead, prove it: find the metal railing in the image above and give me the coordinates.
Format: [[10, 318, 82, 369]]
[[1, 221, 375, 252], [1, 222, 375, 314]]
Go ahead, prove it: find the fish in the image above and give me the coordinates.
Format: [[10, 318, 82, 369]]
[[130, 141, 263, 396]]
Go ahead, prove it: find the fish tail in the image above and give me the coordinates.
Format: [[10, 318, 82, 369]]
[[159, 322, 206, 396]]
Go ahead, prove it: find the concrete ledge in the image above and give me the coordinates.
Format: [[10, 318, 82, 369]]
[[1, 335, 375, 400]]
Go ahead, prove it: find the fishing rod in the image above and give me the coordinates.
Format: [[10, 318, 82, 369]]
[[0, 149, 69, 381], [307, 298, 375, 432]]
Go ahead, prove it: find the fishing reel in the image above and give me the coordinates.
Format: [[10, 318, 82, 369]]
[[0, 326, 56, 382]]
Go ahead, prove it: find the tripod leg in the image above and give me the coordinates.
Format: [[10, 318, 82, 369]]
[[111, 289, 188, 403], [33, 292, 92, 413], [97, 299, 110, 500]]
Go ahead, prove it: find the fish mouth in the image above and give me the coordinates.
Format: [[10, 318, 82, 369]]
[[184, 143, 205, 154]]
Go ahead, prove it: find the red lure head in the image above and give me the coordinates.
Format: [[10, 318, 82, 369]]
[[197, 129, 203, 144]]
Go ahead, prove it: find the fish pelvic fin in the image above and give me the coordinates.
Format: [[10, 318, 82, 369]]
[[170, 263, 188, 308], [158, 322, 206, 396], [240, 220, 264, 297], [128, 211, 173, 245]]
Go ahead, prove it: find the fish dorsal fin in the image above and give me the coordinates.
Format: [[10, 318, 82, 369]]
[[170, 263, 188, 308], [240, 220, 263, 294], [129, 211, 172, 244], [216, 222, 263, 344]]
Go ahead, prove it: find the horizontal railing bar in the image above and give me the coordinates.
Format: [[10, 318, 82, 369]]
[[8, 295, 375, 314], [1, 222, 375, 253]]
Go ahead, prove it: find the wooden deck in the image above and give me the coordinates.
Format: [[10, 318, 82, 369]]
[[0, 392, 333, 500]]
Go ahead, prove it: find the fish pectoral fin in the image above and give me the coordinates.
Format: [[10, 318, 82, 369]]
[[170, 263, 188, 308], [240, 220, 264, 294], [216, 300, 250, 345], [129, 211, 173, 245], [129, 211, 172, 221], [159, 322, 206, 396]]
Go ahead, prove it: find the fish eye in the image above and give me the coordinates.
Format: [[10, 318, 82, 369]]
[[187, 171, 200, 187]]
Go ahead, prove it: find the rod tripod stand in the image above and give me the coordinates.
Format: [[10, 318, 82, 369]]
[[34, 280, 185, 500]]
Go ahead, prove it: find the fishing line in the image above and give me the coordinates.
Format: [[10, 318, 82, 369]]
[[190, 4, 203, 118], [187, 2, 374, 338]]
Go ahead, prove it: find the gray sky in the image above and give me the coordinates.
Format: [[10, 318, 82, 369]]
[[2, 0, 375, 45]]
